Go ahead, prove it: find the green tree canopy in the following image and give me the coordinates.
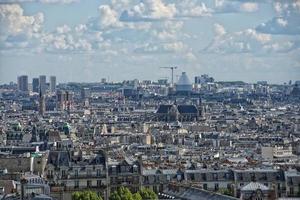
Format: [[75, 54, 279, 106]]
[[72, 190, 103, 200], [138, 188, 158, 200], [132, 193, 142, 200], [109, 187, 158, 200]]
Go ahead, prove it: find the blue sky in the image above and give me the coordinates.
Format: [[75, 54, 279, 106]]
[[0, 0, 299, 84]]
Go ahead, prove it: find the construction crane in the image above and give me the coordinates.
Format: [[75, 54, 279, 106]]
[[160, 66, 178, 86]]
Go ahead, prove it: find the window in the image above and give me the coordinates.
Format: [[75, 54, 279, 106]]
[[215, 183, 219, 191], [213, 173, 218, 180], [112, 166, 117, 174], [202, 173, 207, 181], [133, 165, 138, 173], [75, 180, 79, 188], [190, 174, 195, 181], [250, 173, 256, 181], [87, 180, 92, 188], [121, 166, 126, 172], [227, 184, 231, 190], [87, 169, 92, 177], [203, 184, 207, 190], [97, 180, 102, 187], [262, 173, 267, 181], [97, 169, 101, 177], [238, 173, 243, 181], [61, 170, 66, 178], [75, 169, 79, 178], [167, 175, 170, 181]]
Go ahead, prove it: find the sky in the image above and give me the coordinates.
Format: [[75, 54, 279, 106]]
[[0, 0, 299, 84]]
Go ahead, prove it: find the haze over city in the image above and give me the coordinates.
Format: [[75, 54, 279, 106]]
[[0, 0, 300, 84], [0, 2, 300, 200]]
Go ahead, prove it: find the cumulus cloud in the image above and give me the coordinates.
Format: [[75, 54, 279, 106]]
[[134, 41, 187, 54], [120, 0, 176, 21], [214, 23, 226, 37], [204, 28, 274, 54], [40, 25, 107, 53], [98, 5, 122, 28], [151, 21, 183, 41], [214, 0, 259, 13], [176, 0, 212, 17], [0, 4, 44, 48], [87, 4, 124, 30], [256, 2, 300, 35], [0, 0, 79, 4]]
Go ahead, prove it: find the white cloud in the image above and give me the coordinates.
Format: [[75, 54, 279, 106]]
[[0, 4, 44, 48], [56, 24, 71, 34], [205, 28, 273, 54], [240, 2, 258, 12], [120, 0, 176, 21], [276, 18, 288, 27], [75, 24, 88, 34], [214, 0, 259, 13], [176, 1, 212, 17], [214, 23, 226, 37], [98, 5, 122, 28], [87, 5, 123, 30], [0, 4, 44, 36], [0, 0, 79, 4], [135, 41, 188, 54], [151, 21, 183, 41], [256, 2, 300, 35]]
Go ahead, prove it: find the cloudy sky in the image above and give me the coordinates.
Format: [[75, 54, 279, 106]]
[[0, 0, 299, 84]]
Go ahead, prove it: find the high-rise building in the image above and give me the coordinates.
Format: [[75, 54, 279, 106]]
[[81, 87, 91, 100], [17, 75, 29, 92], [39, 87, 45, 116], [32, 78, 39, 93], [39, 75, 46, 95], [50, 76, 56, 93]]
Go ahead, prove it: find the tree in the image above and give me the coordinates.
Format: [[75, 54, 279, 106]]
[[109, 191, 121, 200], [118, 187, 134, 200], [109, 187, 158, 200], [109, 187, 134, 200], [138, 188, 158, 200], [132, 193, 142, 200], [72, 190, 103, 200]]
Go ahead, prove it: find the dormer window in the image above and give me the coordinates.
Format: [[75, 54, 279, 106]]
[[133, 165, 138, 172]]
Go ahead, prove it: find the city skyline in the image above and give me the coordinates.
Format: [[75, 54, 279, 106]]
[[0, 0, 300, 84]]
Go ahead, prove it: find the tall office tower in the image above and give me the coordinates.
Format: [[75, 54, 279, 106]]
[[81, 87, 91, 100], [17, 75, 29, 92], [39, 75, 46, 95], [32, 78, 39, 93], [39, 87, 45, 116], [50, 76, 56, 93]]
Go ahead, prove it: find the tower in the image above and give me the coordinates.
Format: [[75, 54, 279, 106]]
[[17, 75, 29, 92], [50, 76, 56, 93], [32, 78, 39, 93], [39, 87, 45, 116], [39, 75, 46, 95]]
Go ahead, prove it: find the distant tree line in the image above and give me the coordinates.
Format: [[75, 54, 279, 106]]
[[72, 187, 158, 200]]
